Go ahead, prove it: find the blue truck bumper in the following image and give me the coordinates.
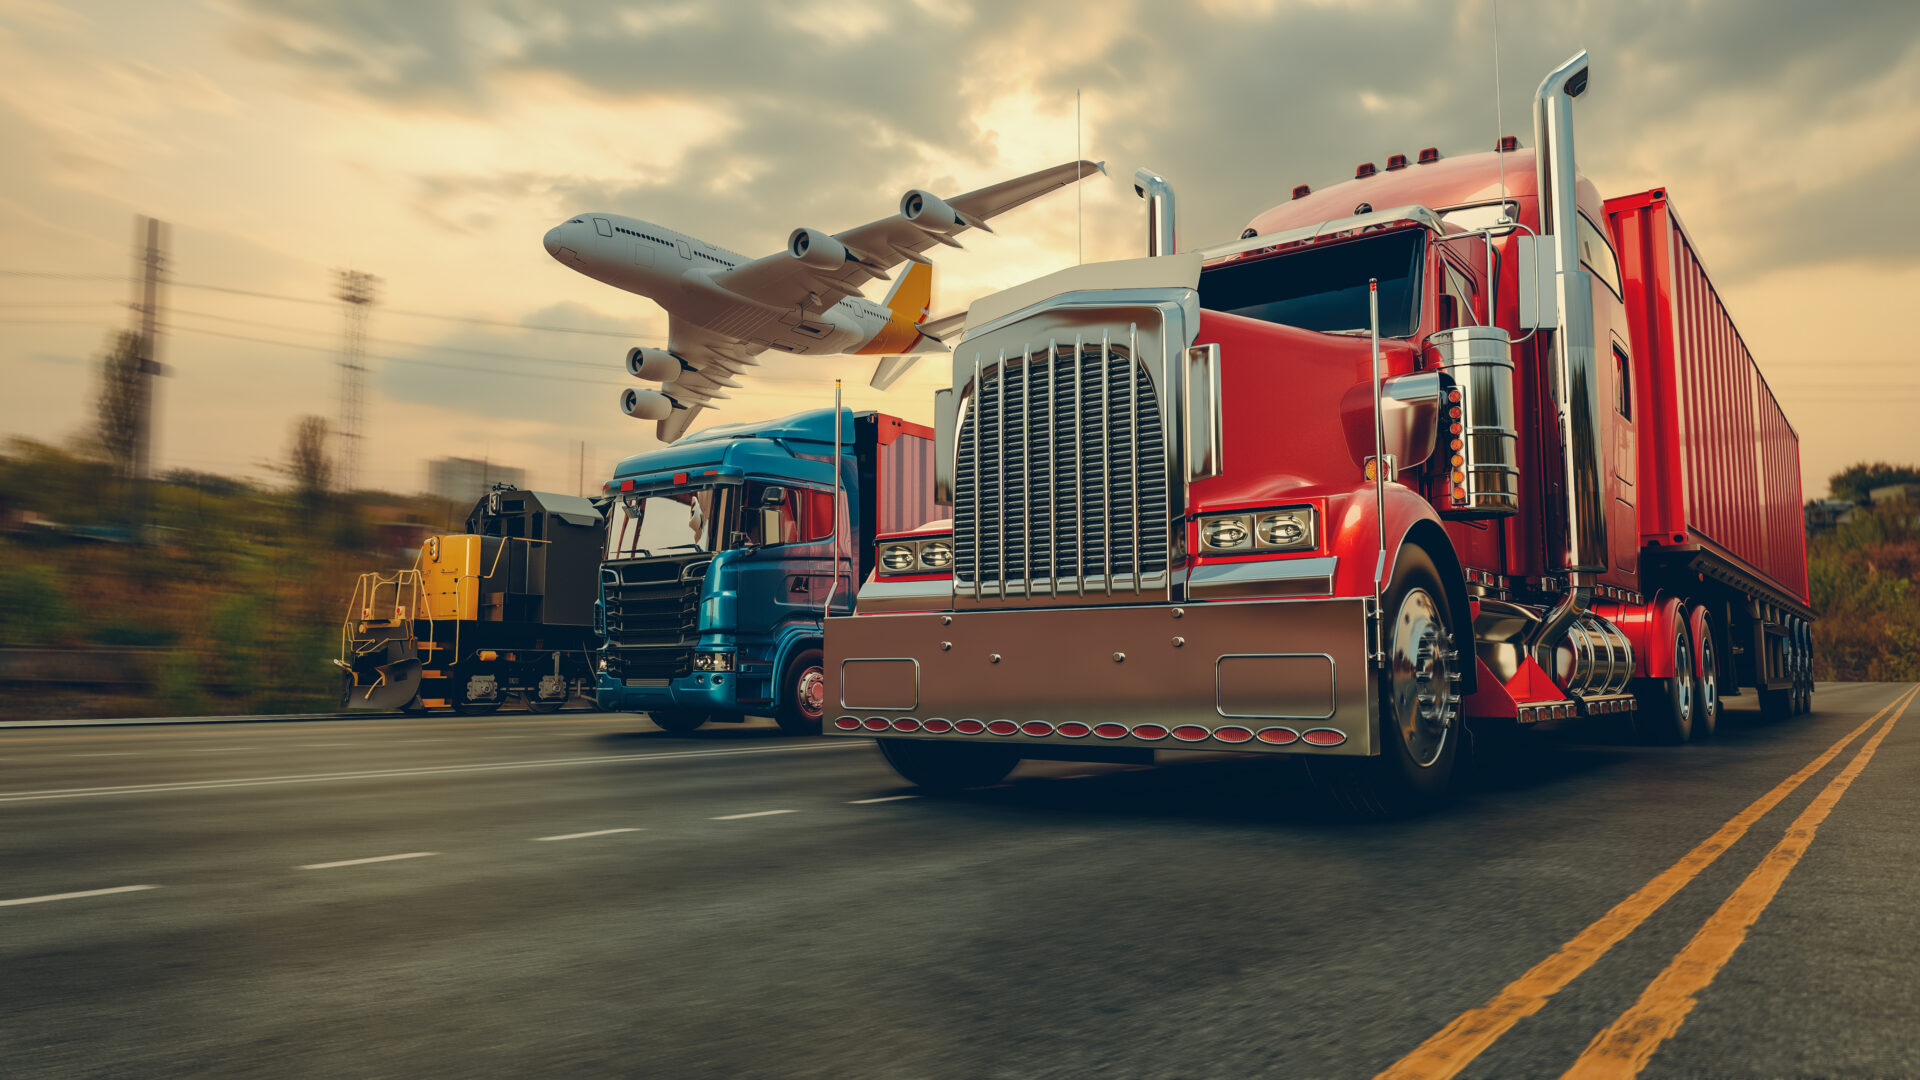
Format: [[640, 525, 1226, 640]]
[[596, 669, 769, 715]]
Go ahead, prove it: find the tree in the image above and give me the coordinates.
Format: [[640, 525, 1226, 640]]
[[95, 331, 143, 479], [287, 415, 333, 516], [1828, 462, 1920, 504]]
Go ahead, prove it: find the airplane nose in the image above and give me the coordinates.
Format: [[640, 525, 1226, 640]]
[[543, 226, 564, 258]]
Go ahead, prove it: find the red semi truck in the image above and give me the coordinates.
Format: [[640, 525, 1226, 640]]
[[825, 52, 1814, 811]]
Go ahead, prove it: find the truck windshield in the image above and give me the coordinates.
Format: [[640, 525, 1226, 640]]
[[1200, 229, 1425, 338], [605, 486, 736, 559]]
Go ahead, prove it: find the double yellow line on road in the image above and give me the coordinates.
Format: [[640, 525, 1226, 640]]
[[1379, 683, 1919, 1080]]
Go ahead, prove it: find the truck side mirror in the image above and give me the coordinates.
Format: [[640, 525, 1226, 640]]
[[932, 387, 955, 506], [1517, 235, 1558, 329], [760, 507, 785, 545]]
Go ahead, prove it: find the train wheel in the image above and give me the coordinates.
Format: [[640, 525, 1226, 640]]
[[1690, 615, 1719, 740], [877, 739, 1019, 792], [1633, 621, 1694, 745], [1307, 546, 1461, 817], [449, 667, 504, 716], [775, 648, 826, 735], [524, 673, 569, 714], [648, 709, 709, 734]]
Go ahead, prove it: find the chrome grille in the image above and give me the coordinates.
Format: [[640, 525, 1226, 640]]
[[952, 330, 1168, 598]]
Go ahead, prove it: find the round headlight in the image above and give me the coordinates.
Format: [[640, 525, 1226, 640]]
[[880, 543, 918, 571], [1203, 517, 1250, 549], [918, 540, 954, 569], [1258, 514, 1306, 546]]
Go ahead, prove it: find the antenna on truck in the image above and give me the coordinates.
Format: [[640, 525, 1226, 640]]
[[1492, 0, 1510, 218]]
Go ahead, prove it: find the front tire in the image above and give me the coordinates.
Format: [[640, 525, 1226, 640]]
[[775, 648, 826, 735], [1633, 620, 1694, 744], [648, 709, 709, 734], [1307, 546, 1462, 817], [878, 739, 1019, 792]]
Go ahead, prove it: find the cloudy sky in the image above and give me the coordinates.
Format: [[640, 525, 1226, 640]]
[[2, 0, 1916, 497]]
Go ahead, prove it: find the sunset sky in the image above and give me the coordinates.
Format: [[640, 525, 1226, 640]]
[[2, 0, 1915, 497]]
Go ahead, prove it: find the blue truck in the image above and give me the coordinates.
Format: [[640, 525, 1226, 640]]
[[595, 408, 938, 733]]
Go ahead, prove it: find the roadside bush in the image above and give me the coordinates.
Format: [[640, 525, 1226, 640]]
[[0, 559, 75, 645]]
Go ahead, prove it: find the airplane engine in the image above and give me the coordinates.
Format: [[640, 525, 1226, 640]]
[[901, 189, 964, 234], [625, 346, 680, 382], [787, 227, 847, 269], [620, 387, 677, 421]]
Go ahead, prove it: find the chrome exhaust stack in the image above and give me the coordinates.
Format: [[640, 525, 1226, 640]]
[[1133, 168, 1176, 256], [1529, 49, 1604, 669]]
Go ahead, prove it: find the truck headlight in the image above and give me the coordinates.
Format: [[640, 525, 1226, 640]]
[[1200, 515, 1251, 551], [918, 540, 954, 569], [1198, 506, 1316, 554], [1255, 507, 1316, 550], [880, 543, 918, 571], [693, 652, 735, 672]]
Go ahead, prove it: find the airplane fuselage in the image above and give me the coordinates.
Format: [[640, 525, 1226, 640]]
[[543, 213, 904, 355]]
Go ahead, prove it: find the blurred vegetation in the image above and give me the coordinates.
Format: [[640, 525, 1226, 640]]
[[1808, 500, 1920, 682], [0, 429, 462, 719], [1826, 462, 1920, 505]]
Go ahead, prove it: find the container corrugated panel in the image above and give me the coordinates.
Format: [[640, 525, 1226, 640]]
[[1607, 190, 1808, 604], [876, 427, 940, 535]]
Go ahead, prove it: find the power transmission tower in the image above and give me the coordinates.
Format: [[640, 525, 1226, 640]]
[[333, 269, 379, 493], [128, 215, 169, 536]]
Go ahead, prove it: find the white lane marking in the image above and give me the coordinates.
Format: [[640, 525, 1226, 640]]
[[189, 747, 255, 752], [712, 809, 796, 820], [302, 742, 362, 747], [0, 742, 863, 803], [301, 852, 438, 870], [72, 752, 141, 757], [534, 828, 642, 842], [849, 795, 919, 804], [481, 735, 526, 739], [1, 884, 158, 907]]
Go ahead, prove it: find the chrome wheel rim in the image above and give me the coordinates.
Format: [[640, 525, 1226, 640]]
[[1675, 635, 1694, 722], [1388, 588, 1455, 769], [797, 667, 826, 721], [1698, 633, 1717, 718]]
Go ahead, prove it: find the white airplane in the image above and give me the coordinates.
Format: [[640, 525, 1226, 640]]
[[541, 159, 1104, 442]]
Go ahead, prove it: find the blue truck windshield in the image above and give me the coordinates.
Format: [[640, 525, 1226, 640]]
[[606, 486, 737, 559], [1199, 229, 1425, 338]]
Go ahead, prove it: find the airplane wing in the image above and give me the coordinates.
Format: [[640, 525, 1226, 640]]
[[657, 317, 766, 443], [710, 159, 1104, 314]]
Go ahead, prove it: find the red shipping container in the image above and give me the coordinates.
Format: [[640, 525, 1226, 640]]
[[1608, 189, 1809, 606]]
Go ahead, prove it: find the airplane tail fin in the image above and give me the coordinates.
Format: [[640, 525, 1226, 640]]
[[879, 260, 934, 326]]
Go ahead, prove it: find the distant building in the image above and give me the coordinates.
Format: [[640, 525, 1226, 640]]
[[427, 457, 526, 505], [1805, 499, 1857, 535], [1868, 483, 1920, 505]]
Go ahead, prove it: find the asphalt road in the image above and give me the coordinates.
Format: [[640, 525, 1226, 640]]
[[2, 682, 1916, 1079]]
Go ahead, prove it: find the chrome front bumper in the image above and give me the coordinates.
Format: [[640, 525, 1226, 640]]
[[824, 597, 1376, 756]]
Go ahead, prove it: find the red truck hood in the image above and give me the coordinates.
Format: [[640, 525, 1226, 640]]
[[1189, 309, 1420, 511]]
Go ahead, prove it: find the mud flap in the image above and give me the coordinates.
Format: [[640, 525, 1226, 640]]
[[354, 657, 423, 710]]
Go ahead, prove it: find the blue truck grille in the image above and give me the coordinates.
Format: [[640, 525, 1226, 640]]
[[601, 558, 702, 679]]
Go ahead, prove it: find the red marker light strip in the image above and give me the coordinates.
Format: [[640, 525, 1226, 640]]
[[833, 717, 861, 731], [921, 718, 953, 733], [986, 720, 1018, 735], [954, 719, 985, 735]]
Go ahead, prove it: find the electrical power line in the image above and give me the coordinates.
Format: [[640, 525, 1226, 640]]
[[0, 267, 642, 339]]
